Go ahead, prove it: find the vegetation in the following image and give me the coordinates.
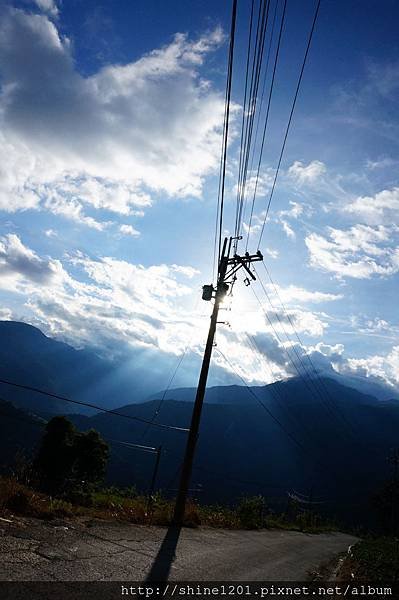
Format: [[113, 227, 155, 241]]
[[0, 415, 341, 531], [34, 416, 109, 499], [338, 538, 399, 581], [0, 474, 338, 532]]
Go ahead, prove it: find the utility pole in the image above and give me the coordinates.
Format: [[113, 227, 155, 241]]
[[173, 236, 262, 525], [147, 445, 162, 515]]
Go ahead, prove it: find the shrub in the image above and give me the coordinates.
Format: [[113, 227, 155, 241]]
[[237, 495, 266, 529], [34, 417, 109, 497]]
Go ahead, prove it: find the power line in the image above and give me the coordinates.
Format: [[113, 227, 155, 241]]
[[250, 276, 356, 443], [0, 404, 158, 454], [213, 347, 369, 491], [215, 346, 310, 456], [0, 378, 189, 433], [243, 331, 331, 448], [216, 0, 238, 266], [245, 0, 287, 249], [139, 344, 190, 442], [235, 0, 271, 247], [258, 260, 359, 438], [234, 0, 255, 242], [257, 0, 321, 248]]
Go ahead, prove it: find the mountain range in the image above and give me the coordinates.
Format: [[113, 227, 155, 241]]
[[0, 320, 398, 528]]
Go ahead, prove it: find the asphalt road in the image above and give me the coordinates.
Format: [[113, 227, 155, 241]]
[[0, 516, 357, 581]]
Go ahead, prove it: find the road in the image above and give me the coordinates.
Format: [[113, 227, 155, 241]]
[[0, 516, 357, 581]]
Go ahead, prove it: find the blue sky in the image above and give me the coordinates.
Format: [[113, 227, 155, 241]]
[[0, 0, 399, 394]]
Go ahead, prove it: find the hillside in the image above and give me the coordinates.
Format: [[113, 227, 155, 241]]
[[70, 377, 399, 527], [0, 321, 153, 414], [0, 320, 397, 415], [1, 321, 398, 528]]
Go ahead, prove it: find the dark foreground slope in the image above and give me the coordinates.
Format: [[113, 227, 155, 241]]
[[67, 377, 399, 527]]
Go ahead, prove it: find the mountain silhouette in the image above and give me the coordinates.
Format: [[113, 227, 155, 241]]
[[1, 320, 398, 528]]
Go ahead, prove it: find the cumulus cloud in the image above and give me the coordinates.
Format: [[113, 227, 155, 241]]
[[119, 224, 140, 237], [345, 187, 399, 225], [305, 224, 399, 279], [344, 346, 399, 390], [0, 234, 206, 356], [0, 6, 226, 226], [288, 160, 326, 185], [0, 233, 64, 289], [34, 0, 59, 17], [1, 233, 397, 392]]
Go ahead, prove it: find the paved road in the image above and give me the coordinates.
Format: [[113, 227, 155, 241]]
[[0, 516, 357, 581]]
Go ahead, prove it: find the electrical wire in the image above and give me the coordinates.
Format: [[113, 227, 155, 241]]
[[214, 0, 238, 272], [257, 0, 321, 249], [245, 0, 287, 248], [249, 279, 356, 443], [259, 260, 359, 437], [235, 0, 271, 247], [215, 346, 310, 456], [139, 347, 190, 442], [0, 378, 189, 433]]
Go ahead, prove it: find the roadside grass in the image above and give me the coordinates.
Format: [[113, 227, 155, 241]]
[[0, 476, 338, 532], [338, 538, 399, 581]]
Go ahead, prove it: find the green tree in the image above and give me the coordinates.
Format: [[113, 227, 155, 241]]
[[237, 495, 266, 529], [73, 429, 109, 486], [34, 416, 76, 494], [34, 416, 109, 497]]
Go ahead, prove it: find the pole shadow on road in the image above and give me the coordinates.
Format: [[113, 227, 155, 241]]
[[145, 526, 182, 582]]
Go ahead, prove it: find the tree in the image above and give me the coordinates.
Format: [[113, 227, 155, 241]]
[[34, 416, 76, 494], [72, 429, 109, 487], [34, 416, 109, 496]]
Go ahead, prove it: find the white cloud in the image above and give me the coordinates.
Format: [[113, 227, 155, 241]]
[[279, 200, 305, 219], [264, 248, 279, 259], [282, 220, 296, 239], [305, 224, 399, 279], [44, 228, 57, 237], [0, 233, 65, 290], [345, 187, 399, 225], [119, 224, 140, 237], [233, 171, 273, 199], [0, 234, 206, 356], [288, 160, 326, 185], [0, 7, 226, 225], [344, 346, 399, 390], [34, 0, 59, 17], [268, 284, 342, 305], [0, 307, 13, 320]]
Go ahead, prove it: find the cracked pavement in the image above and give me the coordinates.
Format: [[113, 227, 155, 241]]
[[0, 516, 358, 581]]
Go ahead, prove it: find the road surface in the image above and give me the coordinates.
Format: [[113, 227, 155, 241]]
[[0, 516, 357, 581]]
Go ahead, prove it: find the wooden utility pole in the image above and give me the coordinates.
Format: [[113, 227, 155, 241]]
[[173, 236, 262, 525], [147, 445, 162, 514]]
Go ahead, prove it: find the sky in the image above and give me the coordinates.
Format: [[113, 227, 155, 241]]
[[0, 0, 399, 396]]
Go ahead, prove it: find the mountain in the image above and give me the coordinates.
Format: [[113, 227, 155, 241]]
[[2, 319, 399, 528], [0, 398, 44, 471], [1, 368, 399, 528], [0, 320, 397, 415], [68, 376, 399, 528], [0, 320, 155, 415]]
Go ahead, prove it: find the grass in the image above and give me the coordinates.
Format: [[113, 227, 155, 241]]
[[339, 538, 399, 581], [0, 475, 338, 532]]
